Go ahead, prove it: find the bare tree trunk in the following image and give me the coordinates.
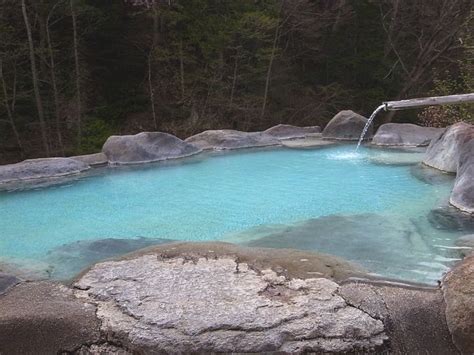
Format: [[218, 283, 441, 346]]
[[0, 59, 23, 156], [147, 53, 158, 130], [179, 40, 185, 101], [260, 5, 282, 119], [147, 2, 159, 130], [46, 5, 64, 155], [70, 0, 82, 148], [228, 50, 239, 109], [22, 0, 50, 156]]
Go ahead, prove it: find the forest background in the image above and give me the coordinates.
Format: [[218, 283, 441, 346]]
[[0, 0, 472, 163]]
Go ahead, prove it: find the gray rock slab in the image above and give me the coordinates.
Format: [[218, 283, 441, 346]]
[[339, 282, 458, 354], [74, 255, 386, 353], [0, 157, 90, 185], [185, 129, 280, 150], [0, 282, 100, 354], [442, 254, 474, 354], [322, 110, 371, 141], [372, 123, 444, 147], [70, 152, 108, 166], [264, 124, 321, 139], [103, 132, 202, 164]]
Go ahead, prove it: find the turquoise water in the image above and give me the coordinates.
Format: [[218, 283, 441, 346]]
[[0, 145, 468, 283]]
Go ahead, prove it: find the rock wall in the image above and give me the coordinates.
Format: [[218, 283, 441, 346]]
[[423, 122, 474, 213]]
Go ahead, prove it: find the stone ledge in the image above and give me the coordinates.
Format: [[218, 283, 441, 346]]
[[0, 157, 90, 187]]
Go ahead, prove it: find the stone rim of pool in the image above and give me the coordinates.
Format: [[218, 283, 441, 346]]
[[1, 114, 473, 354], [0, 119, 473, 283]]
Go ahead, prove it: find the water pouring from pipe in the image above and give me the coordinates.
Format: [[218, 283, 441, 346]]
[[355, 93, 474, 151]]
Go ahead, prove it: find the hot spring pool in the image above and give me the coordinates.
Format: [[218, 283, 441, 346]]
[[0, 145, 469, 284]]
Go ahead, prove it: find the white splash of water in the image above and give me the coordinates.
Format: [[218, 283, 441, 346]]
[[356, 104, 386, 150], [327, 151, 364, 161]]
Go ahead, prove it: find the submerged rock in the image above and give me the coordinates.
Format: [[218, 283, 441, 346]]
[[45, 237, 173, 280], [103, 132, 202, 164], [410, 164, 455, 185], [263, 124, 321, 139], [368, 152, 425, 166], [322, 110, 372, 141], [0, 157, 90, 186], [372, 123, 443, 147], [442, 254, 474, 354], [455, 234, 474, 257], [428, 206, 474, 232], [74, 253, 386, 353], [242, 213, 451, 283], [185, 129, 280, 150], [423, 122, 474, 213]]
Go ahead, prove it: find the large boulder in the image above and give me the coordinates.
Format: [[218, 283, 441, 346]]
[[372, 123, 444, 147], [185, 129, 280, 150], [102, 132, 201, 164], [423, 122, 474, 172], [423, 122, 474, 213], [0, 157, 90, 186], [322, 110, 371, 140], [0, 282, 100, 354], [74, 252, 386, 353], [264, 124, 321, 139], [442, 255, 474, 354]]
